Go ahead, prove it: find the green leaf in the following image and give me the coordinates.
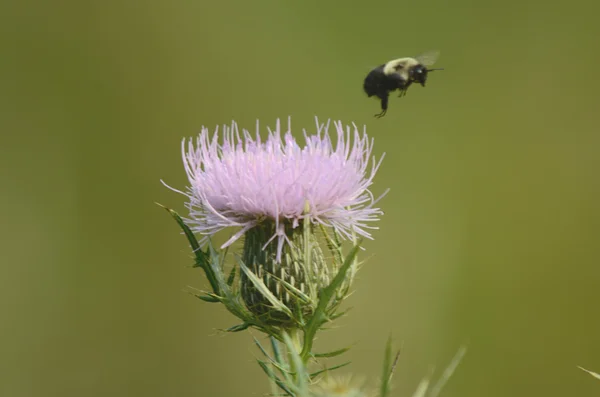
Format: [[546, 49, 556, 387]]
[[220, 245, 230, 268], [206, 243, 231, 294], [255, 337, 293, 379], [329, 307, 353, 320], [309, 361, 351, 377], [380, 335, 394, 397], [158, 203, 220, 295], [255, 337, 276, 361], [411, 377, 431, 397], [409, 345, 467, 397], [428, 345, 467, 397], [195, 294, 220, 303], [270, 337, 283, 363], [319, 224, 344, 269], [157, 203, 201, 252], [257, 360, 295, 397], [300, 240, 362, 361], [186, 289, 224, 303], [266, 336, 297, 383], [579, 366, 600, 381], [225, 323, 250, 332], [226, 265, 236, 286], [312, 346, 352, 358]]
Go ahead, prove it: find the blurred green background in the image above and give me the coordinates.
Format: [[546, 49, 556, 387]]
[[2, 0, 599, 396]]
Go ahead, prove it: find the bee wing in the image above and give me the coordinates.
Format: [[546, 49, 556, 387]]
[[414, 50, 440, 66]]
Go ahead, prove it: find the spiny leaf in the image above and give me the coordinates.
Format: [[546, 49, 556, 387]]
[[257, 359, 280, 380], [225, 323, 250, 332], [257, 360, 295, 397], [195, 294, 220, 303], [204, 242, 239, 305], [329, 307, 353, 320], [313, 346, 352, 358], [300, 240, 362, 361], [186, 289, 223, 303], [270, 337, 283, 362], [157, 203, 201, 252], [207, 243, 226, 285], [388, 350, 402, 385], [411, 376, 431, 397], [255, 337, 276, 361], [380, 335, 394, 397], [309, 361, 351, 378], [579, 366, 600, 381], [255, 337, 294, 378], [220, 245, 230, 268], [226, 266, 236, 286], [319, 224, 344, 271], [158, 203, 220, 295], [266, 336, 297, 383], [428, 345, 467, 397]]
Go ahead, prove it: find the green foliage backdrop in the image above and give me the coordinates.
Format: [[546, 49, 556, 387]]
[[1, 0, 599, 396]]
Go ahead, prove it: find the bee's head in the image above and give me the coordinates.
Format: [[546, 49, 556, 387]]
[[410, 65, 429, 86], [410, 64, 444, 87]]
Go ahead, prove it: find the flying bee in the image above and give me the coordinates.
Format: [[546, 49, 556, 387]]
[[363, 50, 444, 118]]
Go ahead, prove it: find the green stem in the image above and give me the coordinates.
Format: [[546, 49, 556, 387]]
[[299, 315, 320, 363], [287, 328, 303, 356]]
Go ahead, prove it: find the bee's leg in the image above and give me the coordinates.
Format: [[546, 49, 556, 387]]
[[374, 94, 388, 118], [398, 80, 412, 97], [374, 109, 386, 118]]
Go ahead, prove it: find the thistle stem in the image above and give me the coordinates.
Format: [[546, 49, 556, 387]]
[[287, 328, 303, 355]]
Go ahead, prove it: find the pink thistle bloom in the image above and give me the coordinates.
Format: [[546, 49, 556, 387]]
[[165, 117, 387, 261]]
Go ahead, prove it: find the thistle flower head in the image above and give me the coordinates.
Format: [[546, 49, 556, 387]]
[[171, 116, 386, 261], [166, 117, 387, 326], [310, 375, 368, 397]]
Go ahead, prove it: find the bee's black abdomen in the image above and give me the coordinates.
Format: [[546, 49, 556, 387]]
[[363, 65, 386, 97], [363, 63, 409, 117]]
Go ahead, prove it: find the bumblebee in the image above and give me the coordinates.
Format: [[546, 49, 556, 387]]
[[363, 50, 443, 118]]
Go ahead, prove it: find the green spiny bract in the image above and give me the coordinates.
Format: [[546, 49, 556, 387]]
[[240, 220, 330, 327]]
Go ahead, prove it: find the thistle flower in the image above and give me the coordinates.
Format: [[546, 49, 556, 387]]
[[174, 117, 385, 257], [165, 117, 386, 326], [309, 375, 368, 397]]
